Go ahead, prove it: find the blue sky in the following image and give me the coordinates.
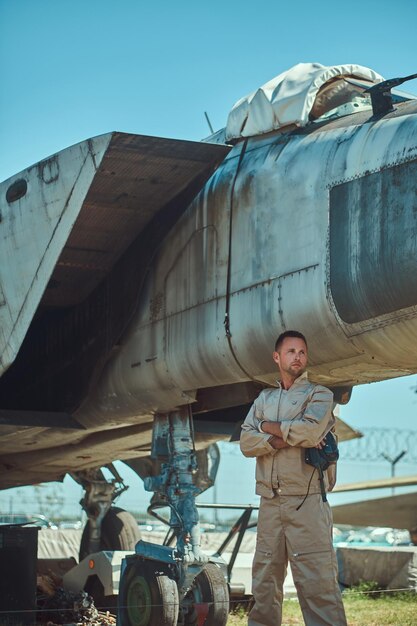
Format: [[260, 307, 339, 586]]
[[1, 0, 417, 181], [1, 0, 417, 518]]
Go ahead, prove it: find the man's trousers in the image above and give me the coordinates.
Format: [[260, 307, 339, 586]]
[[248, 493, 347, 626]]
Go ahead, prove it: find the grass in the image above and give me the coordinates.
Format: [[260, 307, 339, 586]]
[[228, 589, 417, 626]]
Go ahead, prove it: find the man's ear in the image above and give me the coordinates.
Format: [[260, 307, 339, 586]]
[[272, 351, 280, 366]]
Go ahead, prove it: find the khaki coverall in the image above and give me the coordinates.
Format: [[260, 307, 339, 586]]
[[240, 372, 347, 626]]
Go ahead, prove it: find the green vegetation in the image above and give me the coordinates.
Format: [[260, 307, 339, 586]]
[[228, 589, 417, 626]]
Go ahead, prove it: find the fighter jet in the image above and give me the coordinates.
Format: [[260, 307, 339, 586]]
[[1, 61, 417, 624]]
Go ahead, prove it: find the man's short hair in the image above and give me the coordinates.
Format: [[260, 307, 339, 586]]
[[275, 330, 307, 352]]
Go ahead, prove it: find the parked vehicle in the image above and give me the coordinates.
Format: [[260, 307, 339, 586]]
[[0, 513, 58, 528]]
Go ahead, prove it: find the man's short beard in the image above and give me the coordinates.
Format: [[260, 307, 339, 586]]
[[287, 365, 306, 378]]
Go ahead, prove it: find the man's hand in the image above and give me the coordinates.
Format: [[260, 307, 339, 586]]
[[261, 421, 289, 449], [269, 436, 290, 450], [261, 421, 283, 438]]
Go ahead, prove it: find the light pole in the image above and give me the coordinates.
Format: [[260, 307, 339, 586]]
[[381, 450, 407, 495]]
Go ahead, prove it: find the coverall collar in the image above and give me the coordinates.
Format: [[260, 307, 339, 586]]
[[276, 370, 309, 389]]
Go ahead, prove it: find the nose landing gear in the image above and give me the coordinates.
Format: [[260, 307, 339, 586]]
[[118, 407, 229, 626], [119, 557, 179, 626], [183, 563, 229, 626]]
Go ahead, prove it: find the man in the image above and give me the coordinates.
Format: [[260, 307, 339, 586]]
[[240, 330, 347, 626]]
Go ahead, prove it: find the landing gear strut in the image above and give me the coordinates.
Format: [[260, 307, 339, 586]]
[[72, 464, 140, 560], [118, 407, 229, 626]]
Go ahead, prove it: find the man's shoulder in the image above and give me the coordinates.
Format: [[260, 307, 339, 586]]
[[310, 381, 334, 399], [296, 374, 333, 398], [256, 387, 280, 402]]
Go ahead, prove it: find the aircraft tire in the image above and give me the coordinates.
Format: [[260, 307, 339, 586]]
[[119, 558, 179, 626], [79, 506, 141, 561], [184, 563, 229, 626]]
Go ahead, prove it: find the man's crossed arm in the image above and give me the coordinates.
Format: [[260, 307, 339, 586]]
[[259, 421, 291, 449]]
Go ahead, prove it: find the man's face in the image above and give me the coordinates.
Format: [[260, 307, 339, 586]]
[[273, 337, 308, 380]]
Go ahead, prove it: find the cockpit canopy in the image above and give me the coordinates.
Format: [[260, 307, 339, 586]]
[[310, 75, 375, 120], [225, 62, 384, 141]]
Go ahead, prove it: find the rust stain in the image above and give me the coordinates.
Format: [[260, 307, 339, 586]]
[[149, 291, 164, 321]]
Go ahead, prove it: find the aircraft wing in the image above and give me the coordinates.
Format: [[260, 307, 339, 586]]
[[0, 133, 231, 488], [331, 488, 417, 530], [0, 132, 231, 375], [333, 475, 417, 494], [40, 133, 230, 309], [334, 416, 363, 442]]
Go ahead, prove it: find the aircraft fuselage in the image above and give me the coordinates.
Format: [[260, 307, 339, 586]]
[[1, 100, 417, 488], [84, 100, 417, 425]]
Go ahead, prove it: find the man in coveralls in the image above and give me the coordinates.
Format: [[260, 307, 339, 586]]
[[240, 330, 347, 626]]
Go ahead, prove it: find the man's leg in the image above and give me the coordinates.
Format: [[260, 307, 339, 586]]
[[248, 495, 287, 626], [285, 495, 347, 626]]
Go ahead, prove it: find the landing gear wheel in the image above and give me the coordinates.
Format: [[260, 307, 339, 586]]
[[79, 506, 141, 561], [184, 563, 229, 626], [119, 559, 179, 626]]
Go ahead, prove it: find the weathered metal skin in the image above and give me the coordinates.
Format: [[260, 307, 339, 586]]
[[0, 135, 112, 375], [330, 160, 417, 323], [1, 102, 417, 489], [0, 134, 229, 414], [84, 105, 417, 425]]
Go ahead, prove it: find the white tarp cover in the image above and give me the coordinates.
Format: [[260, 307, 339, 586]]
[[226, 62, 384, 141]]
